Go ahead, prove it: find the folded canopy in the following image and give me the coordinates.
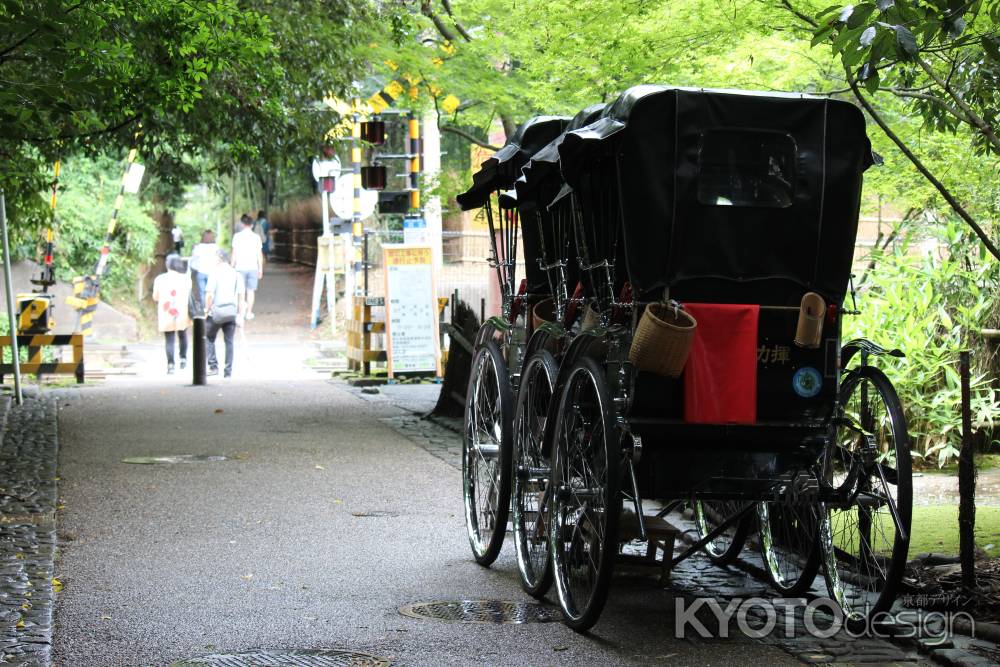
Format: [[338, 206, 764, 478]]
[[456, 116, 569, 211], [558, 86, 874, 305]]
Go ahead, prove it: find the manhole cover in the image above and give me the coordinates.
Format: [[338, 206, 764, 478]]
[[169, 649, 389, 666], [122, 455, 228, 464], [399, 600, 561, 624]]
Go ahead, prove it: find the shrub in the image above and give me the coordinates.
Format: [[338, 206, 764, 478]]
[[846, 222, 998, 467]]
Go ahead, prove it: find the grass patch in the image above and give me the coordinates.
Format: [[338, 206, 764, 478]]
[[830, 505, 1000, 559], [909, 505, 1000, 556]]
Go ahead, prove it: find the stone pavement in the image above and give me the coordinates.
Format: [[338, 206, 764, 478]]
[[0, 389, 67, 665]]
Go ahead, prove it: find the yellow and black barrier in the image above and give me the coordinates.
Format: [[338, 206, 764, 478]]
[[0, 334, 84, 384], [346, 296, 387, 376], [66, 275, 99, 336]]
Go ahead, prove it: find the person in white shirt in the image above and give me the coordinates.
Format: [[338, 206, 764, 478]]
[[188, 229, 218, 307], [204, 249, 246, 378], [151, 254, 192, 374], [171, 225, 184, 253], [230, 215, 263, 320]]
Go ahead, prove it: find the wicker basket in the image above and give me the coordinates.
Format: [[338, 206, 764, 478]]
[[580, 304, 601, 331], [628, 303, 697, 378], [532, 297, 556, 330]]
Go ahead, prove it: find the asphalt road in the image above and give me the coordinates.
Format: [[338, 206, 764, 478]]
[[50, 371, 799, 667]]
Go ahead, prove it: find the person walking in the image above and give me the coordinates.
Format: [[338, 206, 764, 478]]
[[188, 229, 218, 308], [151, 254, 192, 374], [231, 215, 263, 320], [255, 209, 270, 259], [204, 249, 245, 378], [171, 225, 184, 254]]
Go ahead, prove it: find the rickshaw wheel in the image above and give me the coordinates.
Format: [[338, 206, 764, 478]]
[[693, 500, 752, 566], [512, 350, 559, 598], [757, 499, 822, 595], [550, 356, 620, 632], [462, 340, 514, 566], [821, 365, 912, 631]]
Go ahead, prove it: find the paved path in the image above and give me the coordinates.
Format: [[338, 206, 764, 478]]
[[51, 373, 799, 666]]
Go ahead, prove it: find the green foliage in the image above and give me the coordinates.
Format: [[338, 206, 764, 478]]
[[51, 155, 158, 298], [847, 222, 999, 466], [1, 0, 387, 235]]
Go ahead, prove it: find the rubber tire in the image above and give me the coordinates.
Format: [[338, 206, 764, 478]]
[[462, 340, 514, 566], [512, 350, 559, 598], [757, 500, 822, 596], [693, 500, 752, 566], [822, 365, 912, 630], [550, 356, 620, 632]]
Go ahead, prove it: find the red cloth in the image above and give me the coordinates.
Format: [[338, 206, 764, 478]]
[[683, 303, 759, 424]]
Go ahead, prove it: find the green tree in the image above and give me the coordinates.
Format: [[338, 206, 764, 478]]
[[799, 0, 1000, 258]]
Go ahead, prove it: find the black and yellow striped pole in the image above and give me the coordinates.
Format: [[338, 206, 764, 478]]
[[408, 112, 421, 212], [68, 125, 142, 336], [40, 160, 59, 288]]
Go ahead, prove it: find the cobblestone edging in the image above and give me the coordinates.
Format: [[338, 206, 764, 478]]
[[385, 413, 1000, 666], [0, 391, 60, 666]]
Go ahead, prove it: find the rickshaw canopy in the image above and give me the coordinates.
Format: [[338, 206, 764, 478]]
[[456, 115, 569, 211], [558, 86, 874, 305]]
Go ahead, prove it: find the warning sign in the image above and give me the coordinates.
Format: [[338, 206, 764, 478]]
[[383, 245, 440, 377]]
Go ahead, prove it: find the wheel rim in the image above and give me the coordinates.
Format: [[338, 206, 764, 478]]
[[824, 370, 910, 622], [758, 500, 820, 592], [694, 500, 746, 560], [463, 347, 504, 557], [551, 365, 609, 621], [513, 355, 554, 590]]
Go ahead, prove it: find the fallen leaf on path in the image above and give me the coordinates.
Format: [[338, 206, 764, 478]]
[[51, 578, 63, 592], [553, 646, 568, 652], [214, 408, 224, 414], [333, 499, 343, 504], [16, 620, 24, 629], [101, 615, 111, 621], [315, 465, 325, 470], [240, 573, 253, 581]]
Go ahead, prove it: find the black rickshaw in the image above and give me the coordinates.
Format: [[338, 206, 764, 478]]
[[539, 85, 912, 631], [455, 116, 568, 566]]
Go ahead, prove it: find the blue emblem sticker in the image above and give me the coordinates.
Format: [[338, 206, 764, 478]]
[[792, 367, 822, 398]]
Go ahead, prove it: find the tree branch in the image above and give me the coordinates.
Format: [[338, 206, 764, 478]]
[[845, 68, 999, 260], [439, 124, 500, 151], [13, 113, 141, 143], [0, 1, 87, 61], [915, 56, 1000, 155], [780, 0, 818, 29], [439, 0, 473, 42], [420, 0, 458, 44]]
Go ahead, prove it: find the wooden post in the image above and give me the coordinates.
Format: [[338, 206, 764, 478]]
[[958, 350, 977, 589]]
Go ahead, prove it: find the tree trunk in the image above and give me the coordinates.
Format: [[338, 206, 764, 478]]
[[959, 350, 977, 589]]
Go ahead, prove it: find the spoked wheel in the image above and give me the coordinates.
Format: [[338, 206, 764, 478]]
[[757, 497, 823, 595], [822, 365, 912, 629], [462, 340, 514, 566], [512, 350, 558, 597], [550, 356, 620, 632], [693, 501, 752, 566]]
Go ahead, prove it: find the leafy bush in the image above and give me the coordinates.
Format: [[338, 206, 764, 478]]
[[846, 222, 999, 467]]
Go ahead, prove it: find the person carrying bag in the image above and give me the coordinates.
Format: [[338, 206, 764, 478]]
[[203, 249, 245, 378]]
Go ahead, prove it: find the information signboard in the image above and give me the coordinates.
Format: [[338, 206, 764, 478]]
[[383, 245, 440, 378], [403, 217, 428, 246]]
